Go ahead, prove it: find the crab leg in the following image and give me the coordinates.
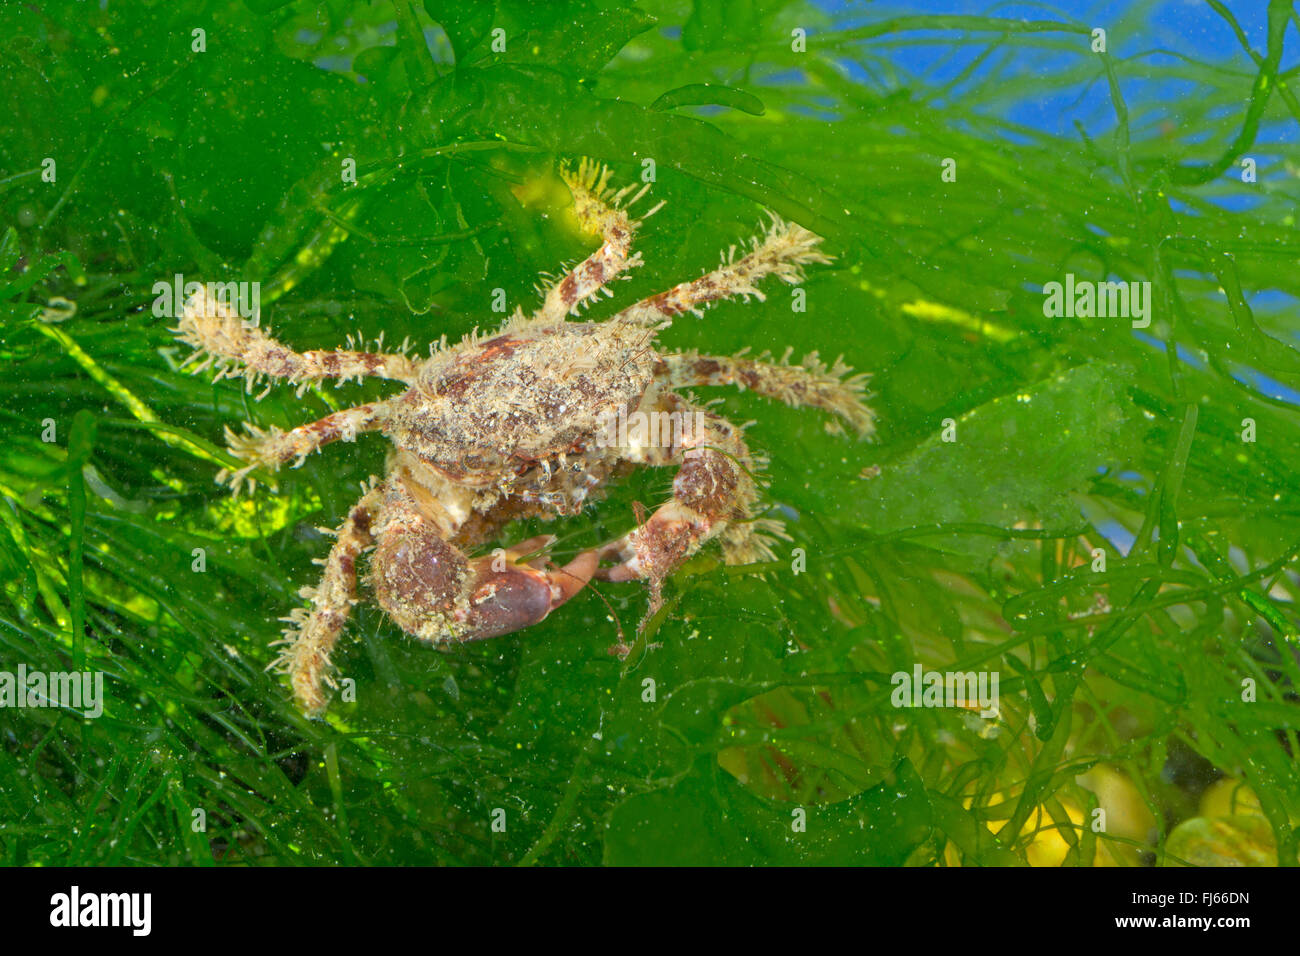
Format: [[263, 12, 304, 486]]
[[532, 159, 659, 323], [610, 215, 830, 328], [273, 481, 385, 716], [177, 285, 418, 387], [219, 401, 389, 492], [660, 347, 876, 437], [594, 395, 785, 620]]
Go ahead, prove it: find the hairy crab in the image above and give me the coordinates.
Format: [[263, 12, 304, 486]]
[[176, 161, 874, 715]]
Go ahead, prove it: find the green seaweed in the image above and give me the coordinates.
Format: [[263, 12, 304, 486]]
[[0, 0, 1297, 868]]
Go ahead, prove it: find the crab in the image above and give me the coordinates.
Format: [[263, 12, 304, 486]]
[[176, 160, 876, 716]]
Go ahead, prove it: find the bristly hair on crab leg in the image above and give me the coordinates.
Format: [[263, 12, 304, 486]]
[[270, 478, 385, 716], [218, 401, 391, 493], [529, 158, 664, 325], [599, 210, 874, 438], [610, 212, 832, 328], [175, 285, 420, 394], [175, 287, 414, 492], [661, 346, 876, 439]]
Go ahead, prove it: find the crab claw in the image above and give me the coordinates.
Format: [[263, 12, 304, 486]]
[[457, 537, 599, 639]]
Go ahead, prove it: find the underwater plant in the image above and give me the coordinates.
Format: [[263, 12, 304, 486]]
[[0, 0, 1297, 870]]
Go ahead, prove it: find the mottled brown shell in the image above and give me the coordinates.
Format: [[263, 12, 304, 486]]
[[387, 321, 655, 484]]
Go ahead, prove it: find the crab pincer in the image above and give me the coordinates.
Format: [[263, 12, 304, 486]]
[[457, 536, 599, 640]]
